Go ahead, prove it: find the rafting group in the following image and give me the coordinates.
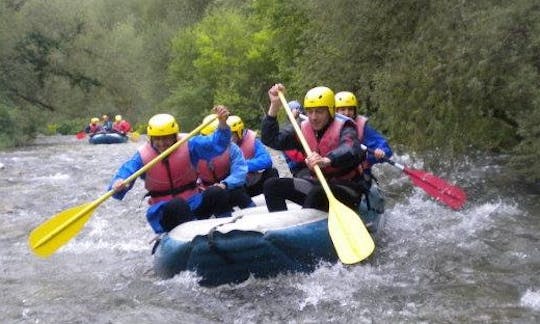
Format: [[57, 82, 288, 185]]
[[82, 114, 133, 144], [29, 83, 467, 287], [107, 84, 391, 284], [110, 85, 389, 232]]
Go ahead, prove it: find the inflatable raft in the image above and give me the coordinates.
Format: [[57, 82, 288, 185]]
[[89, 132, 128, 144], [153, 184, 385, 286]]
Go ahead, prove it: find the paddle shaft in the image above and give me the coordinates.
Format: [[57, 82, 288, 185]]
[[299, 115, 466, 209], [120, 116, 218, 188], [32, 116, 218, 250], [277, 92, 334, 199], [358, 144, 401, 169], [277, 91, 375, 263], [360, 144, 466, 209]]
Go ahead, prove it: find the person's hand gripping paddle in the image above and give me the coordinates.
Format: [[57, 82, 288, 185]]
[[28, 115, 219, 258], [278, 91, 375, 264]]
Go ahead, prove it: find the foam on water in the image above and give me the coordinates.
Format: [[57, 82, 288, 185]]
[[30, 172, 71, 182], [521, 289, 540, 310], [63, 237, 148, 254], [293, 262, 379, 311], [3, 135, 539, 323], [456, 200, 521, 232]]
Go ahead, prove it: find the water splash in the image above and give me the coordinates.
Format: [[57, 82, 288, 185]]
[[521, 289, 540, 311]]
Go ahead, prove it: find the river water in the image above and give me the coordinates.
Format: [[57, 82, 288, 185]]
[[1, 134, 539, 323]]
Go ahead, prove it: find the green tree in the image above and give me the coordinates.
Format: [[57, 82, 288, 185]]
[[371, 1, 540, 173], [168, 6, 277, 130]]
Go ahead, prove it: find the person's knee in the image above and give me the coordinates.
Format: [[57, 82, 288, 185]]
[[205, 186, 229, 204], [263, 177, 279, 194], [201, 186, 233, 216], [304, 188, 328, 211], [160, 198, 191, 232], [265, 167, 279, 179]]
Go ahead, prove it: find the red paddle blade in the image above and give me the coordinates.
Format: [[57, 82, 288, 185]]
[[75, 131, 86, 140], [403, 167, 467, 210]]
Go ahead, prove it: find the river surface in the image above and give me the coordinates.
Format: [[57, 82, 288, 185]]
[[1, 134, 539, 323]]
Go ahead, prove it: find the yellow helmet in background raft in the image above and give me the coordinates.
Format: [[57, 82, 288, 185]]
[[147, 114, 180, 136], [115, 115, 122, 122], [335, 91, 358, 109], [227, 115, 245, 139], [200, 114, 219, 135], [90, 117, 99, 124], [304, 86, 335, 117]]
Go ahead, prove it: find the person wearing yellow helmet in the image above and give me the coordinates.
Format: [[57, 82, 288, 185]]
[[335, 91, 393, 182], [112, 114, 132, 135], [227, 115, 278, 197], [226, 115, 244, 140], [199, 113, 220, 136], [109, 105, 235, 234], [260, 83, 365, 213], [84, 117, 104, 137], [197, 113, 254, 209]]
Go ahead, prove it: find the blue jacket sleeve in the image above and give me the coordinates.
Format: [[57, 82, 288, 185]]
[[221, 143, 248, 189], [363, 124, 393, 165], [108, 152, 144, 200], [188, 125, 231, 166], [246, 139, 273, 172]]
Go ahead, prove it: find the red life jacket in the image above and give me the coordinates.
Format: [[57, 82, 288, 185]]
[[88, 124, 101, 133], [138, 137, 199, 205], [112, 122, 122, 133], [354, 115, 371, 172], [354, 115, 368, 143], [238, 129, 256, 159], [301, 118, 359, 180], [113, 120, 131, 133], [119, 120, 131, 133], [197, 146, 231, 188]]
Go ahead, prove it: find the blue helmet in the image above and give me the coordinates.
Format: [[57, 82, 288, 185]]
[[288, 100, 305, 114]]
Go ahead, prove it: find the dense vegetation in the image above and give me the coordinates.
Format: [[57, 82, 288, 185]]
[[0, 0, 538, 182]]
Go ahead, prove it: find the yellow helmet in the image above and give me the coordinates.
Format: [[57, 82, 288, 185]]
[[102, 114, 108, 119], [200, 114, 219, 135], [227, 115, 245, 139], [303, 86, 335, 117], [335, 91, 358, 109], [115, 115, 122, 122], [90, 117, 99, 124], [147, 114, 180, 136]]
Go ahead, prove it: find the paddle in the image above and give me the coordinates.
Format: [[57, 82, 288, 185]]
[[75, 131, 86, 140], [277, 91, 375, 264], [28, 115, 218, 258], [128, 131, 141, 142], [368, 147, 467, 210], [301, 110, 467, 210]]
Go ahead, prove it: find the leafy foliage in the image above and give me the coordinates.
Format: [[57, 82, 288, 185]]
[[168, 5, 277, 130], [0, 0, 539, 183], [0, 102, 38, 148]]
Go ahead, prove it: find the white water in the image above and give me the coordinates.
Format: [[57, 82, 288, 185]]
[[1, 135, 539, 323]]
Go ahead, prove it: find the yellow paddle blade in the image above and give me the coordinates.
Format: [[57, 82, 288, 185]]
[[28, 202, 97, 258], [28, 115, 218, 259], [276, 90, 375, 264], [327, 194, 375, 264], [128, 131, 140, 142]]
